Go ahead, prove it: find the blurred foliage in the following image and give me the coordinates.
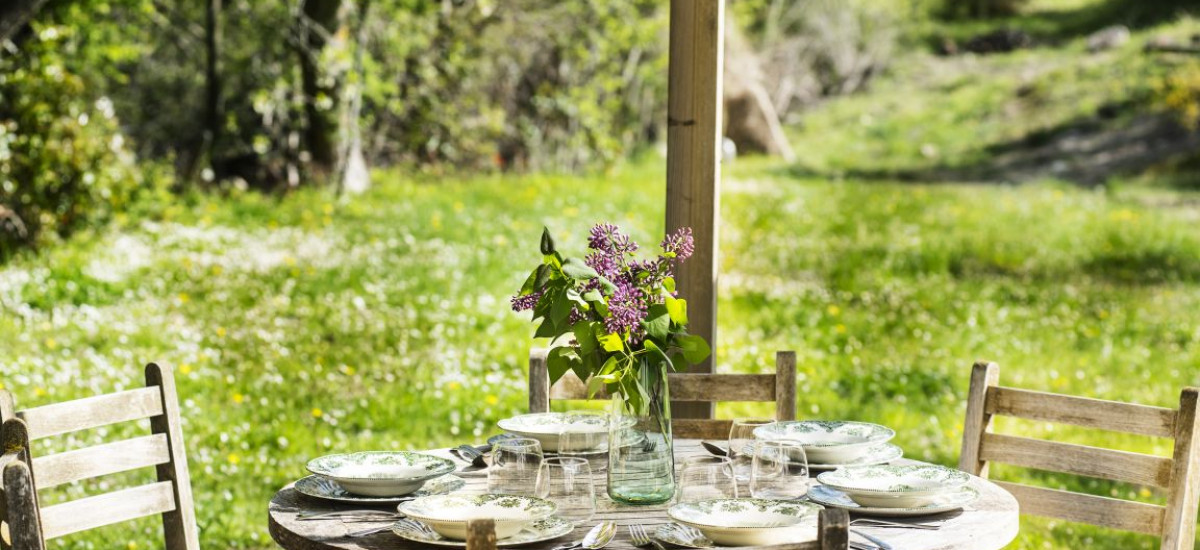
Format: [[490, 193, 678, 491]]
[[936, 0, 1031, 20], [0, 18, 163, 260], [1155, 60, 1200, 130]]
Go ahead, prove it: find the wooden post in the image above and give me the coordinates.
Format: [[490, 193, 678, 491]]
[[145, 364, 200, 550], [528, 350, 550, 414], [775, 351, 797, 421], [1162, 388, 1200, 549], [959, 361, 1000, 476], [465, 519, 497, 550], [666, 0, 724, 420], [817, 508, 849, 550]]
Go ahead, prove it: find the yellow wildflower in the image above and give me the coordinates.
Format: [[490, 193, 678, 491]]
[[826, 305, 840, 316], [216, 327, 226, 338], [485, 395, 499, 406], [835, 324, 847, 334], [311, 408, 323, 418], [227, 453, 240, 465], [45, 338, 57, 349], [179, 363, 192, 375], [233, 393, 245, 404]]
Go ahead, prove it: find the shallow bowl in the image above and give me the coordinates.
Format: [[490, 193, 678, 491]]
[[497, 412, 634, 452], [753, 421, 895, 464], [666, 498, 822, 546], [398, 494, 557, 540], [306, 451, 456, 497], [816, 463, 971, 508]]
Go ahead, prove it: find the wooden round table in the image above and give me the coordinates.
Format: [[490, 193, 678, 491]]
[[269, 440, 1018, 550]]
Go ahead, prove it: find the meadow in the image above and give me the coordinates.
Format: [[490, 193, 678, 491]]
[[4, 9, 1200, 550]]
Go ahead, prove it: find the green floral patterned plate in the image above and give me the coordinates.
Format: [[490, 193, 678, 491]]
[[752, 421, 895, 464], [294, 474, 465, 504], [497, 412, 636, 452], [666, 498, 822, 546], [398, 494, 558, 540], [391, 517, 573, 547], [306, 451, 456, 497], [808, 484, 979, 517], [816, 463, 971, 507]]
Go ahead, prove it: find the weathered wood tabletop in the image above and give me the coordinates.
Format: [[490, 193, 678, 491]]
[[268, 440, 1019, 550]]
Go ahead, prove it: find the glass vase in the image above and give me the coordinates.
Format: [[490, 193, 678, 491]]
[[607, 358, 675, 505]]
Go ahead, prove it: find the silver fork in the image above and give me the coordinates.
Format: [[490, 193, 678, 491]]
[[628, 524, 667, 550], [394, 518, 438, 537], [850, 518, 941, 530]]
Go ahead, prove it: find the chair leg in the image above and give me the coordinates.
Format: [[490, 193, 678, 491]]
[[818, 508, 849, 550], [3, 462, 45, 550], [466, 519, 497, 550]]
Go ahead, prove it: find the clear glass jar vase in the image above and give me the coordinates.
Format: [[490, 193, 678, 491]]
[[607, 358, 675, 505]]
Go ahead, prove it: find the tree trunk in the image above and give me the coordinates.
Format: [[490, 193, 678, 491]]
[[0, 0, 49, 42], [298, 0, 343, 178], [202, 0, 222, 180], [722, 8, 794, 161]]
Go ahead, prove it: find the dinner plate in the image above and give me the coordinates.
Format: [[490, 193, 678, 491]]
[[667, 498, 822, 546], [306, 451, 457, 496], [806, 443, 903, 471], [390, 517, 573, 547], [807, 484, 979, 517], [753, 421, 895, 464], [293, 474, 465, 504]]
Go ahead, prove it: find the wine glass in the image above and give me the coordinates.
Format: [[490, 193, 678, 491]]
[[750, 440, 810, 500], [536, 457, 596, 524], [677, 455, 738, 503], [488, 437, 543, 496], [728, 418, 774, 480]]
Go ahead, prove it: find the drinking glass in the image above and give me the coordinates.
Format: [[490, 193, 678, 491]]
[[558, 420, 607, 472], [750, 440, 810, 500], [488, 437, 543, 496], [676, 456, 738, 503], [536, 457, 596, 525], [728, 418, 774, 480]]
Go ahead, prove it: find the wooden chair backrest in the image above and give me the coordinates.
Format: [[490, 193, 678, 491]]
[[463, 509, 850, 550], [528, 350, 797, 440], [0, 363, 199, 550], [959, 361, 1200, 549]]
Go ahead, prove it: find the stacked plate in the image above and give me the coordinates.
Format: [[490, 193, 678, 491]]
[[666, 498, 823, 546], [811, 463, 978, 516], [301, 451, 457, 499], [496, 411, 634, 452], [753, 420, 902, 470], [393, 494, 572, 547]]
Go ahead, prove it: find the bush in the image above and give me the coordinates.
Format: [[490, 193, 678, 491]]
[[0, 25, 150, 260], [1155, 61, 1200, 130], [936, 0, 1030, 20]]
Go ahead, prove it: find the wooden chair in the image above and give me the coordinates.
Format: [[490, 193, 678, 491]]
[[0, 363, 200, 550], [463, 509, 851, 550], [528, 350, 798, 440], [959, 361, 1200, 549]]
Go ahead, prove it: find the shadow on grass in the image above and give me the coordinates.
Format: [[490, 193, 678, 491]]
[[930, 0, 1195, 45], [780, 111, 1200, 190]]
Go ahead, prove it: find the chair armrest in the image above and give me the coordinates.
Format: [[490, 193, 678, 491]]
[[0, 450, 19, 474]]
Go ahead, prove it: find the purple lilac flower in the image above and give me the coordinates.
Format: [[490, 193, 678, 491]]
[[588, 223, 638, 255], [584, 252, 620, 279], [568, 307, 587, 325], [511, 290, 543, 312], [605, 279, 648, 340], [661, 227, 694, 261]]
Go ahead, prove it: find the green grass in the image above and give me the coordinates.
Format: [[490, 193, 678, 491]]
[[4, 158, 1200, 548]]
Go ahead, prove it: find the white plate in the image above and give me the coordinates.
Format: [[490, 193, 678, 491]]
[[391, 517, 573, 547], [399, 494, 557, 539], [753, 421, 895, 464], [807, 443, 903, 470], [294, 474, 465, 504], [667, 498, 822, 546], [497, 412, 635, 452], [808, 484, 979, 517], [816, 463, 970, 507], [306, 451, 457, 497]]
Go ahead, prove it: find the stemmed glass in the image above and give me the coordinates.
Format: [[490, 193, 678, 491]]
[[677, 456, 738, 503], [536, 457, 596, 525], [750, 440, 810, 500], [728, 418, 774, 481], [488, 437, 543, 496]]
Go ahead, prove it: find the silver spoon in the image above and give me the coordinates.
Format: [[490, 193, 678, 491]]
[[550, 520, 617, 550]]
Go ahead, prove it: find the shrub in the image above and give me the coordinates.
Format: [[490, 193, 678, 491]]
[[1155, 61, 1200, 130], [0, 26, 149, 260]]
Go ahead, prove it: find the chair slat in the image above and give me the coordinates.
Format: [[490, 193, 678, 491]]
[[548, 372, 776, 402], [993, 481, 1165, 535], [980, 433, 1173, 488], [32, 434, 171, 489], [672, 419, 732, 440], [39, 481, 177, 540], [17, 388, 163, 441], [986, 386, 1176, 438]]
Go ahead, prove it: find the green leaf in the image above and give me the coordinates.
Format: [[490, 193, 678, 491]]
[[540, 227, 556, 255], [534, 318, 559, 339], [599, 355, 620, 376], [597, 277, 618, 293], [587, 374, 609, 398], [675, 333, 711, 365], [573, 322, 598, 355], [582, 289, 603, 302], [575, 352, 601, 385], [546, 346, 580, 384], [663, 277, 676, 293], [562, 257, 599, 280], [642, 304, 670, 342], [599, 332, 624, 352], [665, 296, 688, 326], [550, 287, 571, 325], [519, 266, 541, 295], [534, 263, 551, 289]]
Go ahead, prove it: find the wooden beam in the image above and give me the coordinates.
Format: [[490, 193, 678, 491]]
[[666, 0, 724, 420]]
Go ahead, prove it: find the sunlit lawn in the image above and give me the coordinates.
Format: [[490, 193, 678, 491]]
[[2, 154, 1199, 548]]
